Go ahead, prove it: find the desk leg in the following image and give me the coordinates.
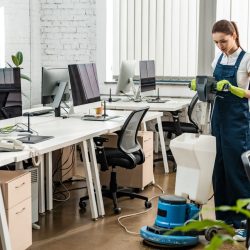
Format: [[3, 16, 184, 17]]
[[87, 139, 105, 217], [0, 187, 11, 250], [157, 116, 169, 173], [154, 132, 159, 153], [141, 121, 147, 131], [80, 141, 98, 220], [38, 154, 45, 214], [15, 161, 23, 170], [46, 152, 53, 211]]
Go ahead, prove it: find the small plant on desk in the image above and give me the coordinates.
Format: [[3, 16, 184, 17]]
[[7, 51, 32, 106]]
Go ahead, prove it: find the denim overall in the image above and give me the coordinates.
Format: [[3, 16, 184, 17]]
[[212, 50, 250, 228]]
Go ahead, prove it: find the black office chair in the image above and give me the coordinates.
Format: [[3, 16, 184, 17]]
[[154, 93, 200, 168], [79, 107, 152, 214], [1, 105, 22, 118]]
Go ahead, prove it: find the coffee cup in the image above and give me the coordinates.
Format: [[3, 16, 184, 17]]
[[95, 106, 103, 116]]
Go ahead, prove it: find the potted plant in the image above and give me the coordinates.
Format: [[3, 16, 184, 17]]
[[7, 51, 31, 107]]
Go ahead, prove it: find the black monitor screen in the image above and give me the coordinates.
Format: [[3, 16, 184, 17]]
[[140, 60, 156, 92], [41, 67, 70, 105], [0, 68, 22, 119], [68, 63, 100, 106]]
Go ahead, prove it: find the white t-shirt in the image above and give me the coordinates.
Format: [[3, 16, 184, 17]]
[[211, 48, 250, 89]]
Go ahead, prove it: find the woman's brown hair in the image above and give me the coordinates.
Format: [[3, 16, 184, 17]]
[[212, 19, 241, 48]]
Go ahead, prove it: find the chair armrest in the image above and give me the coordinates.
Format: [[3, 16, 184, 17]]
[[93, 137, 109, 171], [93, 137, 109, 146], [170, 112, 182, 136]]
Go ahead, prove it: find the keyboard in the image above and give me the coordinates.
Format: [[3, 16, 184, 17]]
[[146, 99, 168, 103], [81, 115, 120, 121], [23, 108, 54, 116]]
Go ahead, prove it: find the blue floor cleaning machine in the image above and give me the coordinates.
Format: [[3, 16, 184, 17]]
[[140, 195, 201, 248], [140, 76, 219, 248]]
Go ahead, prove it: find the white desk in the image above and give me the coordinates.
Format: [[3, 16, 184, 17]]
[[106, 98, 190, 112], [31, 109, 163, 216], [0, 108, 163, 220], [106, 99, 190, 173]]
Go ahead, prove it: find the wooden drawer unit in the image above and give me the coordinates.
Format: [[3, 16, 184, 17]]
[[0, 171, 31, 209], [7, 198, 32, 250], [103, 131, 153, 153], [0, 171, 32, 250], [100, 131, 154, 189]]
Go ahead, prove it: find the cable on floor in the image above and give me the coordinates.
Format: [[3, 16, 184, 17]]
[[53, 181, 71, 202], [117, 183, 165, 236]]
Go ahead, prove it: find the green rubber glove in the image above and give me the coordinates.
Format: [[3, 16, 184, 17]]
[[216, 80, 230, 91], [230, 85, 246, 98], [190, 79, 196, 91], [216, 79, 246, 98]]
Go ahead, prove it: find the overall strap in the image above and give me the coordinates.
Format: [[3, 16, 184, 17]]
[[217, 53, 224, 64], [234, 50, 246, 69]]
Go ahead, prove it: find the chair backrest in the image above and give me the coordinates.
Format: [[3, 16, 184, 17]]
[[117, 107, 149, 154], [187, 93, 199, 130], [1, 105, 22, 119]]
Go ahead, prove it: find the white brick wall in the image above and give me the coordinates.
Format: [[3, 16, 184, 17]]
[[40, 0, 96, 68], [0, 0, 41, 108]]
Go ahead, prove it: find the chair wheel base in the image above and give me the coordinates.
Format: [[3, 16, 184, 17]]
[[114, 207, 122, 214], [79, 200, 87, 209], [145, 201, 152, 209]]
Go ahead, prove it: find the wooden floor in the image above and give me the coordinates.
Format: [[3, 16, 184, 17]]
[[30, 161, 244, 250]]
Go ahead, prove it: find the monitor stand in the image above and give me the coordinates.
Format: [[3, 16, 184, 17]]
[[102, 100, 108, 117], [106, 88, 121, 102], [146, 88, 167, 103], [17, 113, 33, 134], [52, 81, 68, 117]]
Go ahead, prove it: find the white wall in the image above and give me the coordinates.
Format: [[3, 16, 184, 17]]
[[1, 0, 217, 106], [0, 0, 41, 108], [1, 0, 96, 107], [0, 6, 4, 68], [40, 0, 96, 67], [30, 0, 42, 106]]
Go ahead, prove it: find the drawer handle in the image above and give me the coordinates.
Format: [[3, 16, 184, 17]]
[[15, 182, 25, 189], [16, 207, 26, 215]]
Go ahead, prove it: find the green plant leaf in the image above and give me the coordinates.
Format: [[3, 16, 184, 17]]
[[164, 219, 234, 236], [11, 55, 19, 67], [215, 206, 232, 211], [216, 204, 250, 218], [236, 199, 250, 209], [205, 234, 234, 250], [16, 51, 23, 65], [21, 73, 31, 82]]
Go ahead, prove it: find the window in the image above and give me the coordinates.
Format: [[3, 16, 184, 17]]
[[216, 0, 250, 52], [0, 7, 5, 68], [112, 0, 199, 78]]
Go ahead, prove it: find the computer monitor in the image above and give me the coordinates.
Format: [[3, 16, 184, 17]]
[[41, 67, 70, 105], [140, 60, 156, 93], [115, 60, 136, 95], [68, 63, 101, 106], [0, 68, 22, 119], [41, 67, 71, 117]]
